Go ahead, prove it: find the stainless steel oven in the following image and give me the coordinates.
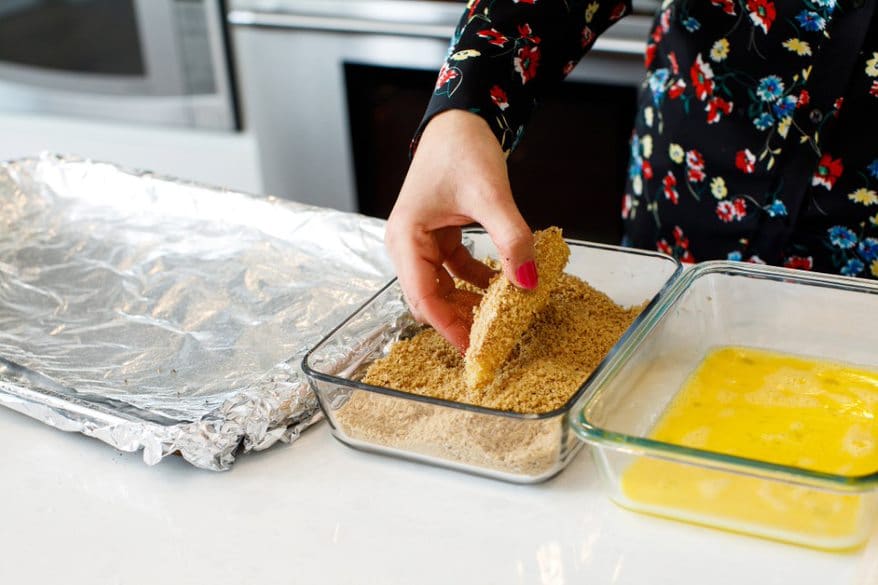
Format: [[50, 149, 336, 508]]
[[230, 0, 657, 241], [0, 0, 237, 130]]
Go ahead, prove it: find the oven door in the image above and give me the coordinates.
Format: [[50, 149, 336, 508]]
[[0, 0, 237, 130]]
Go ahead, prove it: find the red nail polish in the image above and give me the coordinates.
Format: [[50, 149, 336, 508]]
[[515, 260, 538, 290]]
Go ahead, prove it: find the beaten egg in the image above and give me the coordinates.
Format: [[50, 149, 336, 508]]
[[621, 346, 878, 549]]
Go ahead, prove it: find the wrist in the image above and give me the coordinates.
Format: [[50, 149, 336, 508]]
[[415, 108, 507, 159]]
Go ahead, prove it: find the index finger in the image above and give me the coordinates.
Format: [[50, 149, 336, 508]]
[[393, 239, 474, 353]]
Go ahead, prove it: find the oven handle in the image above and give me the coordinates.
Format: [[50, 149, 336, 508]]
[[227, 10, 647, 56]]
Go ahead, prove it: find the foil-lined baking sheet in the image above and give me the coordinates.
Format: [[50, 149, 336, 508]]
[[0, 154, 393, 470]]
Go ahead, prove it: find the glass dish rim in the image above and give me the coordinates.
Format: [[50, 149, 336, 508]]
[[572, 260, 878, 491], [301, 228, 682, 422]]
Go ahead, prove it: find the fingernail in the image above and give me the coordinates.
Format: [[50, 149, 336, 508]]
[[515, 260, 538, 290]]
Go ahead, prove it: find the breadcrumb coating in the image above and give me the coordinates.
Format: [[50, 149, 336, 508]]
[[464, 227, 570, 388]]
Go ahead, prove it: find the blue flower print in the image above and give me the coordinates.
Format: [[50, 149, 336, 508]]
[[841, 258, 865, 276], [828, 226, 857, 249], [813, 0, 837, 16], [648, 68, 669, 107], [858, 238, 878, 263], [682, 17, 701, 32], [772, 95, 797, 119], [753, 112, 775, 131], [766, 200, 788, 217], [868, 159, 878, 180], [727, 250, 743, 261], [756, 75, 785, 102], [628, 135, 643, 179], [796, 11, 826, 32]]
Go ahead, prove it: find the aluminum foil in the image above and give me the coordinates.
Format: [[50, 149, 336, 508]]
[[0, 154, 393, 470]]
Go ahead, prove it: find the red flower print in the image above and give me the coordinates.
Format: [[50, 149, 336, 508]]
[[660, 9, 671, 33], [477, 28, 509, 47], [735, 149, 756, 174], [797, 90, 810, 108], [435, 64, 460, 92], [609, 2, 627, 20], [716, 201, 734, 222], [517, 23, 540, 43], [621, 194, 634, 219], [687, 167, 706, 183], [871, 81, 878, 98], [834, 97, 844, 113], [668, 79, 687, 99], [784, 256, 814, 270], [705, 96, 733, 124], [466, 0, 483, 19], [514, 45, 540, 84], [673, 226, 689, 248], [711, 0, 736, 15], [581, 26, 595, 48], [645, 43, 657, 69], [690, 54, 715, 101], [686, 149, 706, 183], [490, 85, 509, 111], [687, 150, 705, 167], [811, 153, 844, 190], [642, 160, 654, 180], [746, 0, 776, 34], [716, 198, 747, 222], [650, 24, 663, 45], [668, 52, 680, 75], [663, 171, 679, 204], [659, 226, 695, 263]]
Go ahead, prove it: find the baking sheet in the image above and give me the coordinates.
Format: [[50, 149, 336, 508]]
[[0, 154, 393, 470]]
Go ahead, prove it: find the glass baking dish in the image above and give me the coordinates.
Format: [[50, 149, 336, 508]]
[[302, 230, 681, 483], [572, 261, 878, 550]]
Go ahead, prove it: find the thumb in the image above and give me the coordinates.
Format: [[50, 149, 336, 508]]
[[475, 193, 536, 290]]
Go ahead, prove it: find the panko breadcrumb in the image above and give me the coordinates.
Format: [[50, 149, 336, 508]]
[[334, 229, 642, 476], [361, 266, 639, 414]]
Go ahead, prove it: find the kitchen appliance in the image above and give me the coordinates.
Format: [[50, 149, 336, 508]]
[[230, 0, 657, 241], [0, 0, 237, 130]]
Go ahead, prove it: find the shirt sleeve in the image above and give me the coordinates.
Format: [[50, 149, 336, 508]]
[[413, 0, 633, 155]]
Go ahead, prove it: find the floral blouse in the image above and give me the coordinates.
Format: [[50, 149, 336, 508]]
[[419, 0, 878, 278]]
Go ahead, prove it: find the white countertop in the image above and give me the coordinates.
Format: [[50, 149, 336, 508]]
[[1, 406, 875, 585]]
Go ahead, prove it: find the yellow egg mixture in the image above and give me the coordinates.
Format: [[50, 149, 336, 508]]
[[621, 346, 878, 549]]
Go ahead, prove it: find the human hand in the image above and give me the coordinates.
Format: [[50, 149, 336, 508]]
[[385, 109, 537, 353]]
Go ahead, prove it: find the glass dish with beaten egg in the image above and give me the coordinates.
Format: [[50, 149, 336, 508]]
[[572, 261, 878, 551]]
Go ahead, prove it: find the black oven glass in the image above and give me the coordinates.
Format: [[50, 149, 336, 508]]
[[345, 63, 637, 244], [0, 0, 144, 76]]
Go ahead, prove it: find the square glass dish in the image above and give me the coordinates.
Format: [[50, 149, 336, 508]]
[[302, 230, 681, 483], [572, 261, 878, 550]]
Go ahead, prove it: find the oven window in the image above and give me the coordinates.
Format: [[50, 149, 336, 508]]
[[345, 63, 637, 244], [0, 0, 144, 76]]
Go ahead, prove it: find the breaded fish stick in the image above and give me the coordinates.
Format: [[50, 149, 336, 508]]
[[464, 227, 570, 388]]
